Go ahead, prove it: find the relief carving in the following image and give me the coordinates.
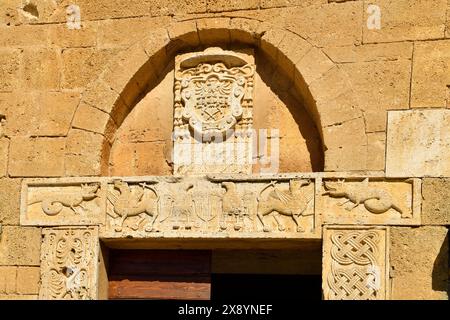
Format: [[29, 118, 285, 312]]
[[28, 183, 100, 216], [220, 182, 255, 231], [323, 227, 388, 300], [323, 179, 406, 217], [257, 179, 313, 233], [173, 48, 255, 175], [321, 178, 420, 225], [22, 182, 104, 226], [106, 180, 159, 232], [40, 227, 98, 300]]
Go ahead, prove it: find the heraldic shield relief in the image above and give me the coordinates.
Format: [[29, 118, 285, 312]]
[[174, 48, 255, 138]]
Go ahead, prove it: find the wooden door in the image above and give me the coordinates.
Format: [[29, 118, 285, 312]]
[[108, 250, 211, 300]]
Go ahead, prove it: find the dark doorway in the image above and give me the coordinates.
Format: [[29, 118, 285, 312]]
[[211, 274, 321, 300], [107, 248, 322, 300]]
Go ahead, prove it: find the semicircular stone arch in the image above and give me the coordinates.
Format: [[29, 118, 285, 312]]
[[65, 17, 366, 177]]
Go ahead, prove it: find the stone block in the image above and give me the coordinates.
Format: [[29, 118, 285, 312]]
[[340, 59, 411, 132], [285, 2, 363, 48], [411, 40, 450, 109], [421, 178, 450, 225], [0, 266, 16, 294], [206, 0, 259, 12], [0, 49, 21, 91], [363, 0, 447, 43], [72, 103, 112, 136], [386, 110, 450, 177], [8, 137, 65, 177], [22, 48, 60, 90], [16, 267, 39, 295], [390, 226, 448, 300], [0, 226, 41, 266], [65, 129, 105, 176], [0, 138, 8, 177], [1, 92, 79, 137], [49, 22, 97, 48], [0, 178, 21, 226], [62, 48, 120, 90]]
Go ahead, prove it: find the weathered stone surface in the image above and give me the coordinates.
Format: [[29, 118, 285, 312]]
[[261, 0, 326, 9], [363, 0, 447, 43], [97, 17, 171, 49], [386, 110, 450, 177], [62, 48, 120, 90], [22, 48, 60, 90], [323, 117, 368, 171], [338, 56, 411, 132], [206, 0, 259, 12], [65, 129, 105, 177], [0, 138, 8, 177], [0, 226, 41, 266], [9, 137, 65, 177], [0, 266, 16, 294], [197, 18, 231, 45], [0, 25, 47, 47], [0, 49, 21, 91], [0, 178, 21, 226], [40, 227, 99, 300], [16, 267, 40, 295], [72, 103, 112, 136], [0, 92, 79, 137], [285, 2, 363, 48], [323, 226, 389, 300], [411, 40, 450, 109], [49, 22, 97, 48], [421, 178, 450, 225], [390, 226, 448, 300], [367, 132, 385, 171]]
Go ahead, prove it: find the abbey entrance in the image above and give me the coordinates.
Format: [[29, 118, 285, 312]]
[[1, 3, 449, 300]]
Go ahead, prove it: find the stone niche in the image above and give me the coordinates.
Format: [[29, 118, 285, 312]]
[[173, 47, 256, 176]]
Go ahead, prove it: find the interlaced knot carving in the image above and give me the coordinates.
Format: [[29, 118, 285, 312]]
[[326, 230, 382, 300], [331, 231, 379, 265]]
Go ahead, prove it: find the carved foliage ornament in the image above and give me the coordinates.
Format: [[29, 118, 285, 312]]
[[40, 228, 98, 300]]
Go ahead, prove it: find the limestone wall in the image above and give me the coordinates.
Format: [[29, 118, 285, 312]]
[[0, 0, 449, 300]]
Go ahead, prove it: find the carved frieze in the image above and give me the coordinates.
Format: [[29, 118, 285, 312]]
[[321, 178, 421, 225], [322, 226, 389, 300], [173, 47, 255, 176], [21, 180, 106, 226], [39, 227, 99, 300], [102, 176, 317, 238], [20, 174, 422, 237]]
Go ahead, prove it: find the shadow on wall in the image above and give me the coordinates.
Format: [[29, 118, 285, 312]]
[[108, 45, 324, 176], [432, 229, 449, 295]]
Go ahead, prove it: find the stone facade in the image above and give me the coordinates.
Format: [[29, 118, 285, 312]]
[[0, 0, 449, 300]]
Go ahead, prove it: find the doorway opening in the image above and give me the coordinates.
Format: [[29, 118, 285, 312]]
[[105, 245, 322, 300]]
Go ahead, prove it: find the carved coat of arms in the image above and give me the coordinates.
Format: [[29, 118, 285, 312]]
[[174, 48, 255, 138]]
